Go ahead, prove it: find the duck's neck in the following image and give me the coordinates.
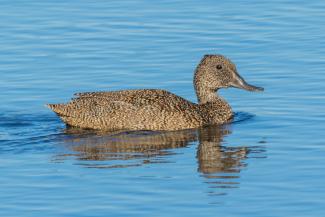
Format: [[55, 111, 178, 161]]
[[195, 86, 220, 104], [194, 70, 220, 104]]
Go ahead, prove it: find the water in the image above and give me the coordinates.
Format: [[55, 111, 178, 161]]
[[1, 1, 325, 216]]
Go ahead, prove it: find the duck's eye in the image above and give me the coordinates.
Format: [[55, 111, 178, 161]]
[[216, 65, 222, 70]]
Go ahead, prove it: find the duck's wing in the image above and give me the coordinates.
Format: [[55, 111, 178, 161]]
[[48, 89, 199, 130], [48, 90, 170, 127], [48, 97, 140, 129], [74, 89, 160, 98], [48, 97, 136, 118], [74, 89, 196, 109], [49, 89, 173, 118]]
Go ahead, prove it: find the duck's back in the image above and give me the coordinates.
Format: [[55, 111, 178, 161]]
[[48, 89, 202, 131]]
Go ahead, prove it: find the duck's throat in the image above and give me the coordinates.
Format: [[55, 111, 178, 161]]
[[195, 87, 220, 104]]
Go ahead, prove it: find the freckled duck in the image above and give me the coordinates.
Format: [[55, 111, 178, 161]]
[[48, 54, 263, 131]]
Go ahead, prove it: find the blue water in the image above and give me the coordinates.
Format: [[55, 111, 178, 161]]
[[1, 1, 325, 216]]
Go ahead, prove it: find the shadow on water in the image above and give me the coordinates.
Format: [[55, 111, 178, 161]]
[[54, 112, 266, 196]]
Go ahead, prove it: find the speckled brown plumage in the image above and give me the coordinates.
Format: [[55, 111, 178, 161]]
[[48, 54, 263, 131]]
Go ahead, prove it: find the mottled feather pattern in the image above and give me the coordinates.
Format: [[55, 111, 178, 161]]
[[48, 55, 262, 131]]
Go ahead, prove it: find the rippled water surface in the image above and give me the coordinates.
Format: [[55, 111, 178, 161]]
[[1, 1, 325, 216]]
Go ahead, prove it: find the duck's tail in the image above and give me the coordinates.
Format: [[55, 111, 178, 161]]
[[47, 103, 80, 127], [46, 103, 67, 116]]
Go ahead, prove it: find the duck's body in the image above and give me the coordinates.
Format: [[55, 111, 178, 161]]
[[48, 55, 263, 131], [48, 89, 232, 131]]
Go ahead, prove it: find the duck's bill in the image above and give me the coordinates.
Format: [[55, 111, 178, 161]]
[[230, 73, 264, 92]]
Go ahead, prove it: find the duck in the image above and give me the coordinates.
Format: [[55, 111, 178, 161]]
[[47, 54, 263, 131]]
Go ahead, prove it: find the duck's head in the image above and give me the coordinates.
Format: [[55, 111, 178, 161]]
[[194, 54, 263, 103]]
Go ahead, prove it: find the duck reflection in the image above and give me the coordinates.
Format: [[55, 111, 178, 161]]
[[56, 125, 265, 195], [60, 128, 198, 166], [197, 126, 247, 174]]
